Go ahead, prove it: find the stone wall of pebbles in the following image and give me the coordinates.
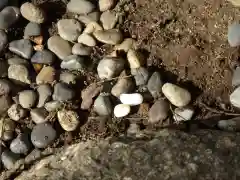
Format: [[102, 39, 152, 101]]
[[0, 0, 195, 171]]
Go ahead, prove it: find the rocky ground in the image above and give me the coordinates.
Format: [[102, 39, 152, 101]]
[[1, 0, 240, 179]]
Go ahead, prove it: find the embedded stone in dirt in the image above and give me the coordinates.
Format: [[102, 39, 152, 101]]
[[232, 67, 240, 87], [57, 110, 80, 132], [162, 83, 191, 107], [173, 107, 194, 122], [72, 43, 92, 56], [53, 82, 75, 102], [7, 104, 27, 121], [131, 67, 149, 86], [30, 108, 48, 124], [218, 117, 240, 131], [114, 104, 131, 118], [44, 101, 62, 112], [228, 23, 240, 47], [120, 93, 143, 106], [94, 94, 113, 116], [147, 72, 163, 99], [100, 10, 118, 30], [20, 2, 45, 24], [9, 39, 33, 59], [10, 133, 31, 154], [78, 33, 97, 47], [93, 29, 123, 45], [0, 6, 20, 29], [1, 150, 20, 170], [0, 30, 7, 53], [61, 55, 86, 71], [99, 0, 115, 12], [36, 66, 56, 85], [67, 0, 95, 14], [78, 11, 100, 25], [8, 57, 29, 66], [127, 49, 143, 69], [19, 90, 37, 109], [114, 38, 137, 52], [24, 22, 41, 38], [37, 84, 52, 108], [31, 50, 55, 65], [8, 64, 31, 84], [148, 99, 169, 124]]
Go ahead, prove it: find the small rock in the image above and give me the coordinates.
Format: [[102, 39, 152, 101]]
[[0, 30, 7, 53], [131, 67, 149, 86], [9, 39, 33, 59], [0, 61, 8, 77], [173, 107, 194, 122], [0, 79, 12, 96], [120, 93, 143, 106], [228, 23, 240, 47], [19, 90, 37, 109], [31, 123, 56, 148], [148, 99, 169, 124], [53, 83, 75, 101], [127, 49, 143, 69], [0, 6, 21, 29], [24, 149, 41, 164], [100, 11, 118, 30], [232, 67, 240, 87], [31, 50, 55, 65], [72, 43, 92, 56], [61, 55, 85, 71], [47, 36, 72, 60], [8, 57, 29, 66], [44, 101, 62, 112], [8, 64, 30, 84], [78, 11, 100, 25], [83, 22, 103, 34], [111, 71, 134, 97], [97, 57, 125, 79], [162, 83, 191, 107], [24, 22, 41, 38], [218, 117, 240, 131], [81, 83, 102, 110], [0, 118, 15, 141], [78, 33, 96, 47], [67, 0, 95, 14], [147, 72, 163, 99], [57, 19, 82, 41], [60, 71, 77, 84], [0, 0, 8, 10], [93, 94, 112, 116], [93, 29, 123, 45], [137, 103, 150, 117], [36, 66, 56, 85], [1, 150, 20, 170], [99, 0, 115, 11], [127, 123, 140, 135], [7, 104, 27, 121], [57, 110, 79, 131], [0, 95, 11, 113], [114, 104, 131, 118], [20, 2, 45, 23], [37, 84, 52, 107], [230, 86, 240, 108], [115, 38, 137, 52], [30, 108, 48, 124], [228, 0, 240, 6], [10, 133, 31, 154]]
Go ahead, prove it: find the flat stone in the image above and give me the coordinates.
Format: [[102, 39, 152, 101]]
[[30, 108, 48, 124], [20, 2, 45, 23], [127, 49, 143, 69], [10, 133, 31, 154], [0, 30, 7, 53], [114, 38, 137, 52], [60, 71, 77, 85], [44, 101, 62, 112], [131, 67, 150, 86], [0, 95, 11, 113], [228, 23, 240, 47], [173, 107, 194, 122], [83, 22, 103, 34], [147, 72, 163, 99], [114, 104, 131, 118], [1, 150, 20, 170], [31, 123, 56, 148], [47, 36, 72, 60], [148, 99, 169, 124], [67, 0, 95, 14], [36, 66, 56, 85], [57, 19, 82, 41], [0, 0, 8, 10], [100, 11, 118, 30], [8, 57, 29, 66], [0, 61, 8, 77], [218, 117, 240, 131], [111, 71, 134, 97], [97, 57, 125, 79], [0, 79, 11, 96], [78, 11, 100, 25], [37, 84, 52, 108], [230, 86, 240, 108], [93, 94, 112, 116], [61, 55, 85, 71], [31, 50, 55, 65], [7, 104, 27, 121], [57, 110, 79, 131], [78, 33, 96, 47], [72, 43, 92, 56], [9, 39, 33, 59], [53, 83, 75, 101], [120, 93, 143, 106], [24, 22, 41, 38], [8, 64, 31, 84], [19, 90, 37, 109], [0, 6, 20, 29], [99, 0, 115, 11], [162, 83, 191, 107], [93, 29, 123, 45]]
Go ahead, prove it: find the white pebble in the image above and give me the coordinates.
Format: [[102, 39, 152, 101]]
[[119, 93, 143, 106], [114, 104, 131, 118], [173, 107, 194, 122], [230, 86, 240, 108]]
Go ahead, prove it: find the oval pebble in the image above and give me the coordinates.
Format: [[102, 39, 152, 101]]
[[78, 33, 96, 47], [20, 2, 45, 23], [147, 72, 163, 99], [31, 108, 48, 124], [93, 29, 123, 45], [8, 64, 31, 84], [10, 133, 31, 154], [93, 94, 113, 116], [127, 49, 143, 69], [37, 84, 52, 108], [131, 67, 149, 86], [78, 11, 100, 25], [0, 6, 21, 29], [19, 90, 37, 109], [0, 30, 7, 54], [228, 23, 240, 47], [99, 0, 115, 12], [100, 10, 118, 30], [230, 86, 240, 108], [148, 99, 169, 124], [72, 43, 92, 56], [162, 83, 191, 107], [31, 50, 55, 65], [31, 123, 56, 148], [120, 93, 143, 106], [8, 57, 29, 66], [24, 22, 41, 38], [1, 150, 20, 170], [83, 22, 103, 34], [67, 0, 95, 14], [57, 110, 79, 131], [114, 104, 131, 118], [53, 82, 75, 101]]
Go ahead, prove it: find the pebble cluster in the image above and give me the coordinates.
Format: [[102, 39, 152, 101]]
[[0, 0, 196, 170]]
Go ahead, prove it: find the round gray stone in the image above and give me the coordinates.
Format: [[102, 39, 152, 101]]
[[228, 23, 240, 47], [72, 43, 92, 56], [7, 104, 27, 121], [37, 84, 52, 108], [53, 82, 75, 101], [0, 61, 8, 77], [148, 99, 169, 124], [131, 67, 150, 86], [0, 6, 21, 29], [20, 2, 45, 23], [31, 50, 55, 65], [93, 94, 112, 116], [0, 30, 7, 53], [0, 79, 11, 96], [30, 108, 48, 124], [19, 90, 37, 109], [10, 133, 32, 154], [24, 22, 41, 38], [147, 72, 163, 99], [93, 29, 123, 45], [31, 123, 56, 148], [9, 39, 33, 59], [61, 55, 85, 71], [1, 150, 20, 170], [67, 0, 95, 14]]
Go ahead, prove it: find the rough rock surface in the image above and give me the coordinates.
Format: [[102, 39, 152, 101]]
[[12, 129, 240, 180]]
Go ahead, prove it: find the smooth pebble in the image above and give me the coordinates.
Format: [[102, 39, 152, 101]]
[[120, 93, 143, 106], [114, 38, 137, 52], [93, 94, 112, 116], [61, 55, 85, 71], [72, 43, 92, 56], [36, 66, 56, 85], [9, 39, 33, 59], [20, 2, 45, 23], [114, 104, 131, 118], [24, 22, 41, 38], [99, 0, 115, 11], [93, 29, 123, 45], [8, 57, 29, 66], [131, 67, 149, 86], [148, 100, 169, 124], [173, 107, 194, 122], [44, 101, 62, 112], [147, 72, 163, 99], [7, 104, 27, 121], [78, 11, 100, 25], [228, 23, 240, 47], [0, 6, 20, 29], [217, 117, 240, 131], [100, 11, 118, 30], [78, 33, 96, 47], [57, 110, 79, 131], [1, 150, 20, 170], [60, 71, 77, 84], [230, 86, 240, 108], [31, 108, 48, 124], [10, 133, 31, 154], [127, 49, 143, 69], [31, 50, 55, 65], [53, 82, 75, 101], [67, 0, 95, 14], [19, 90, 37, 108], [8, 64, 31, 84], [37, 84, 52, 107]]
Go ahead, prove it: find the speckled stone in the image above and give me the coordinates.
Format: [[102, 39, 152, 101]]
[[20, 2, 45, 23], [67, 0, 95, 14], [31, 50, 55, 65]]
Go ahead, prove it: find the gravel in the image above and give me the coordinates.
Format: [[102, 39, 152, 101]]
[[36, 66, 56, 85], [100, 11, 118, 30]]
